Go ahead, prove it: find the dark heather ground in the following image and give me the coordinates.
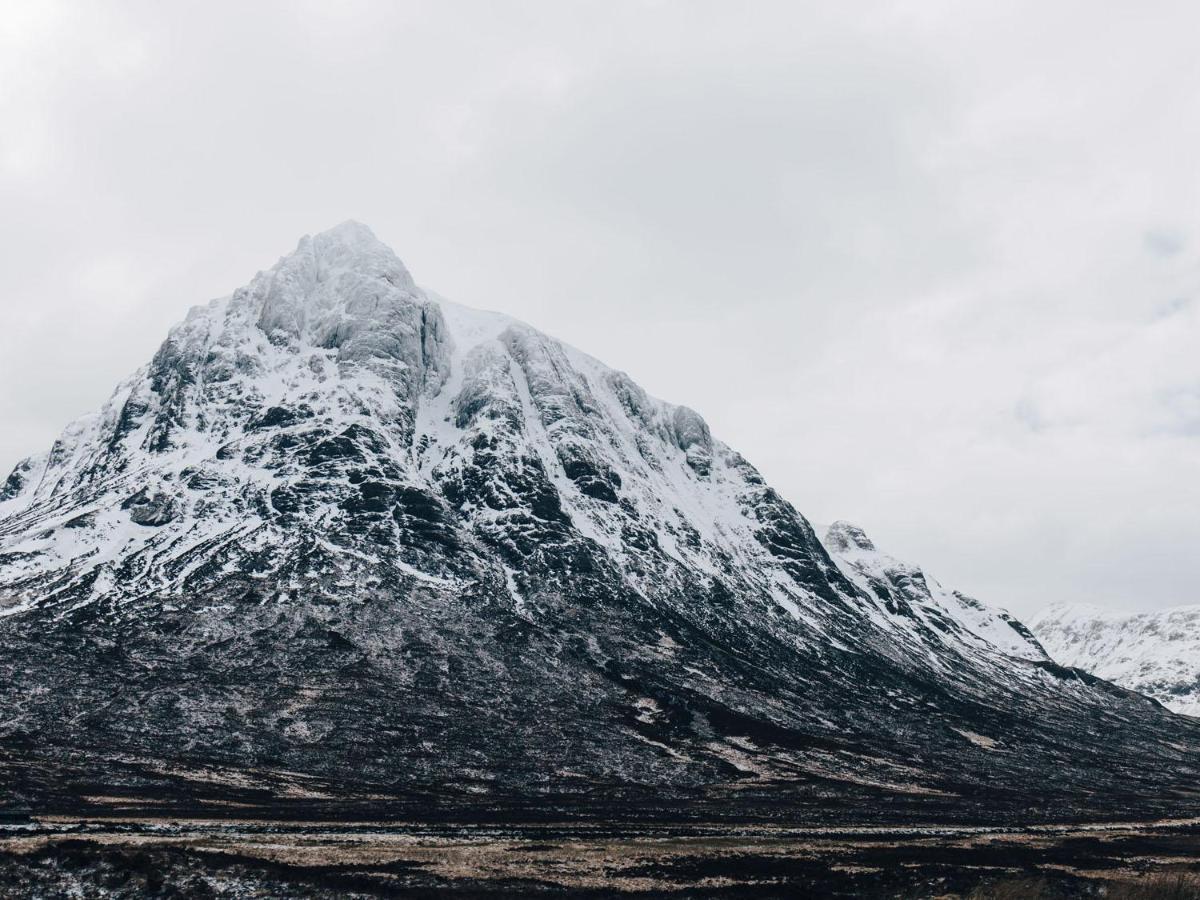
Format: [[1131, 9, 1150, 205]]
[[3, 815, 1200, 898]]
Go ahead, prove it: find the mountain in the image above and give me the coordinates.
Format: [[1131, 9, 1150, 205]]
[[1032, 604, 1200, 717], [1, 222, 1198, 823], [820, 521, 1048, 662]]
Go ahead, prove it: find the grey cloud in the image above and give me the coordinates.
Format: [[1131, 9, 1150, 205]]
[[1158, 386, 1200, 436], [1144, 228, 1186, 257], [1014, 395, 1046, 433], [1154, 296, 1192, 319]]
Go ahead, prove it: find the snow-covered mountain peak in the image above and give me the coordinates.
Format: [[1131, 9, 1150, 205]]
[[251, 220, 425, 355], [308, 219, 410, 274], [0, 224, 848, 632], [1, 224, 1197, 818], [273, 219, 416, 304], [0, 224, 1052, 685], [824, 520, 876, 554]]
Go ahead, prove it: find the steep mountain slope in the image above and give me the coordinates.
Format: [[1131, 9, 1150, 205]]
[[1032, 604, 1200, 717], [1, 222, 1198, 823], [821, 521, 1048, 662]]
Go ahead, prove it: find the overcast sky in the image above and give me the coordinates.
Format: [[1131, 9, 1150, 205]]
[[2, 1, 1198, 616]]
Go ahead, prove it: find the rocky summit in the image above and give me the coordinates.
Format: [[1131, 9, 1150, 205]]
[[1, 222, 1198, 824]]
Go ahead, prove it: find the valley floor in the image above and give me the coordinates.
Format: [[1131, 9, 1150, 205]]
[[3, 816, 1200, 898]]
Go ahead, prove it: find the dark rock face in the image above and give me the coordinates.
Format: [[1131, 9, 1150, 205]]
[[0, 458, 36, 502], [122, 488, 179, 527], [0, 222, 1198, 823]]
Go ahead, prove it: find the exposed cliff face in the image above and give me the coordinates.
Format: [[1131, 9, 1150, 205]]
[[1, 222, 1197, 822], [1032, 604, 1200, 718]]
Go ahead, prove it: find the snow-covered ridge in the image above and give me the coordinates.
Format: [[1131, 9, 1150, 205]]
[[1031, 603, 1200, 717], [821, 520, 1049, 662]]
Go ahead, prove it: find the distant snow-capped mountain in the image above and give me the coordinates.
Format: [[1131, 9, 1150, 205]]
[[1031, 604, 1200, 717], [1, 222, 1197, 821]]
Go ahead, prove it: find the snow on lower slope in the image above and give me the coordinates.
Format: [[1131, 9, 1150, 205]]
[[1031, 603, 1200, 717]]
